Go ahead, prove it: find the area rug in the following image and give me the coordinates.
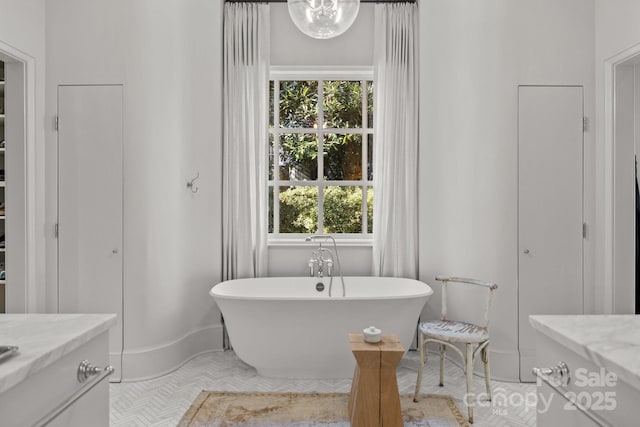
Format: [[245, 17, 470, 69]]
[[178, 391, 469, 426]]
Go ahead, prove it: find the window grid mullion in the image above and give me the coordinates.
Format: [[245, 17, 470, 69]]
[[317, 79, 325, 234], [270, 127, 372, 134], [361, 79, 368, 234], [273, 79, 281, 235], [278, 180, 368, 187]]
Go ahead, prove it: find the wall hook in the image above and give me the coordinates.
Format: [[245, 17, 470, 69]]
[[187, 172, 200, 194]]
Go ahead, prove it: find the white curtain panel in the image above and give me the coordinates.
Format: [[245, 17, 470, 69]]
[[222, 2, 270, 280], [373, 3, 419, 278]]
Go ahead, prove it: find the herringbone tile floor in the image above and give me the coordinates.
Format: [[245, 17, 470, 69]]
[[110, 350, 536, 427]]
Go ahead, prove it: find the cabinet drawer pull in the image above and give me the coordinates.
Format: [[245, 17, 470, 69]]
[[32, 361, 114, 427], [533, 361, 612, 427], [77, 360, 113, 383], [532, 361, 570, 386]]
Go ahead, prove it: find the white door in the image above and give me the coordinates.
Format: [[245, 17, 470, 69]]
[[58, 85, 123, 380], [518, 86, 584, 382]]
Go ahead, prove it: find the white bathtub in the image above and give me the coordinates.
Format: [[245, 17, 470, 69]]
[[210, 276, 433, 378]]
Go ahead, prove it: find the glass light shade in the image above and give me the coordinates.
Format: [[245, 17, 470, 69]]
[[287, 0, 360, 40]]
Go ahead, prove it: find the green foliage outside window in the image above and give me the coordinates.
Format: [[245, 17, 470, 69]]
[[278, 186, 318, 233], [278, 186, 373, 234]]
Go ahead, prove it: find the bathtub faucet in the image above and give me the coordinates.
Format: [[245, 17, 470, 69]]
[[304, 235, 346, 297], [308, 247, 334, 278]]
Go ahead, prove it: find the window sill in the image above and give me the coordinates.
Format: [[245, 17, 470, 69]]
[[268, 237, 373, 248]]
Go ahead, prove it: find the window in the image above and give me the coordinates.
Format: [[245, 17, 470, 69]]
[[268, 68, 373, 238]]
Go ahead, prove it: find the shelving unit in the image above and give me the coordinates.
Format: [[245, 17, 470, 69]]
[[1, 61, 5, 313]]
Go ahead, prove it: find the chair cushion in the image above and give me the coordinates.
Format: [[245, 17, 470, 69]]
[[419, 320, 489, 343]]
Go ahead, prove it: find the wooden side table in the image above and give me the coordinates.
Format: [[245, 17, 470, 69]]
[[348, 333, 404, 427]]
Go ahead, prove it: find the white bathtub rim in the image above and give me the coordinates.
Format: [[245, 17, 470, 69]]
[[211, 293, 432, 301], [210, 276, 434, 301]]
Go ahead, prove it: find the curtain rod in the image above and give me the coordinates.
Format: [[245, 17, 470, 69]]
[[225, 0, 416, 3]]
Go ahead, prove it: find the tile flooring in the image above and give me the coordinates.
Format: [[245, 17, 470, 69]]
[[110, 350, 536, 427]]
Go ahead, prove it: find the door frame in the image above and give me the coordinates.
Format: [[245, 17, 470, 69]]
[[0, 40, 37, 313], [603, 42, 640, 314]]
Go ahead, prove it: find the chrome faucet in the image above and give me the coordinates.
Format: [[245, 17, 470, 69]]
[[305, 235, 345, 297], [308, 247, 334, 277]]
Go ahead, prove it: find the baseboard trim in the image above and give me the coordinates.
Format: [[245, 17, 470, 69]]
[[109, 352, 123, 382], [424, 345, 520, 383], [519, 354, 537, 383], [482, 346, 520, 382], [121, 325, 224, 382]]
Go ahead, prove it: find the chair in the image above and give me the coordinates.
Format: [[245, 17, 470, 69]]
[[413, 275, 498, 424]]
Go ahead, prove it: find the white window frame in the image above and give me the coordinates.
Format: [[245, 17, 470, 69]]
[[268, 66, 374, 244]]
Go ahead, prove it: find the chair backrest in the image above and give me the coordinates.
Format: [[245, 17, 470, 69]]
[[435, 275, 498, 328]]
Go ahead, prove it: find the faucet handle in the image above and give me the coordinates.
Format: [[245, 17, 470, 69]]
[[326, 259, 333, 276], [308, 259, 317, 277]]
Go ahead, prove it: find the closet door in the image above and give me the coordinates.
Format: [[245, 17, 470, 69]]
[[518, 86, 584, 382], [58, 85, 123, 380]]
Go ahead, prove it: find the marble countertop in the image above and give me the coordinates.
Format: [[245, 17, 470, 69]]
[[530, 315, 640, 392], [0, 314, 116, 395]]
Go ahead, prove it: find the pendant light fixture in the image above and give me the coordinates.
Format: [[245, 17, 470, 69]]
[[287, 0, 360, 40]]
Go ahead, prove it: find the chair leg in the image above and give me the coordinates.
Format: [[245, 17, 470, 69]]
[[439, 344, 445, 386], [465, 343, 474, 424], [482, 345, 491, 401], [413, 333, 425, 402]]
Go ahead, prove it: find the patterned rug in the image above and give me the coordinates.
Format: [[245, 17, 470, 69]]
[[178, 391, 470, 426]]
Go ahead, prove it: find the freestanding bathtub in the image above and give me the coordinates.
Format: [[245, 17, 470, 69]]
[[210, 276, 433, 378]]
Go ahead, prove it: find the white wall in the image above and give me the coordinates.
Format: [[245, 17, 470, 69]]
[[594, 0, 640, 314], [24, 0, 625, 382], [45, 0, 223, 380], [43, 0, 372, 380], [270, 4, 374, 67], [271, 1, 597, 380], [268, 4, 375, 275], [0, 0, 46, 313], [419, 0, 595, 381]]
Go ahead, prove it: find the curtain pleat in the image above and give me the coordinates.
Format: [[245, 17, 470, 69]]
[[373, 3, 419, 278], [223, 3, 270, 280]]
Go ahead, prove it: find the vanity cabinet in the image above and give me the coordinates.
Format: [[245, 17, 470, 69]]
[[0, 314, 115, 426], [531, 315, 639, 427]]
